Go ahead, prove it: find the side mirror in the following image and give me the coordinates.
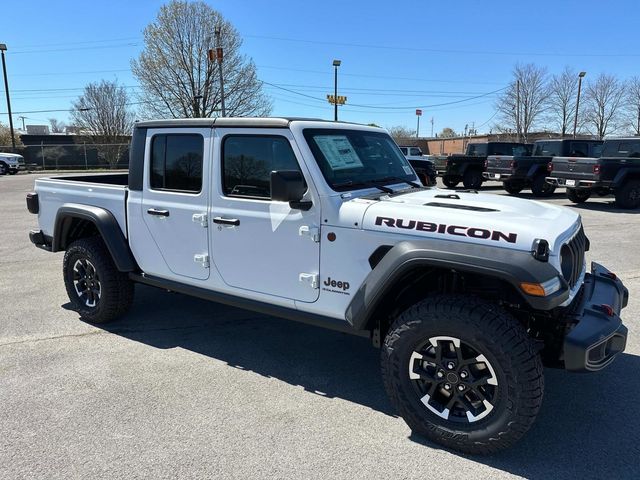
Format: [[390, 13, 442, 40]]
[[270, 170, 311, 210]]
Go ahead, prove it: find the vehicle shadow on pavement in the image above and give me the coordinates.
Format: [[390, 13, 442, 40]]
[[93, 285, 395, 416], [94, 285, 639, 478], [569, 202, 640, 214]]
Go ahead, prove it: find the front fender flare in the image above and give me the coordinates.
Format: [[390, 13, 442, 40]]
[[346, 239, 569, 331]]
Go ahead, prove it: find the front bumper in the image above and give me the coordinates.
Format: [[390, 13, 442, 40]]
[[563, 262, 629, 372]]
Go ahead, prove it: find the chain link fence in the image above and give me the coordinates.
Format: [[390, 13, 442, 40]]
[[0, 143, 130, 170]]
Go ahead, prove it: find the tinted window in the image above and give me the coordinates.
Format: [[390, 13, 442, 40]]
[[513, 145, 532, 157], [223, 135, 301, 199], [532, 142, 562, 157], [602, 140, 640, 157], [568, 142, 588, 157], [150, 134, 203, 193], [409, 147, 422, 156], [467, 144, 487, 156], [487, 143, 527, 155], [399, 147, 408, 155]]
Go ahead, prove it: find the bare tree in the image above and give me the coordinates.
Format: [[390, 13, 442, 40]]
[[583, 74, 626, 139], [496, 63, 549, 142], [48, 118, 66, 133], [440, 127, 456, 138], [71, 80, 135, 168], [387, 125, 416, 142], [546, 67, 578, 137], [625, 77, 640, 136], [131, 0, 271, 119], [0, 123, 22, 147]]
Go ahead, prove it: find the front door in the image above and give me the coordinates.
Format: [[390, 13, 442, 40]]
[[141, 128, 211, 281], [210, 129, 320, 302]]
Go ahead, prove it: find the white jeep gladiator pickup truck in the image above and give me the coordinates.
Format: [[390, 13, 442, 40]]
[[26, 118, 629, 454]]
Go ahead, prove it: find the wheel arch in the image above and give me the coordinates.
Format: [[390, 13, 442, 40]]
[[612, 167, 640, 188], [53, 204, 137, 272], [346, 240, 568, 335]]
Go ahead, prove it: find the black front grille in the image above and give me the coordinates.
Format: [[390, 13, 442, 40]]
[[561, 226, 587, 288]]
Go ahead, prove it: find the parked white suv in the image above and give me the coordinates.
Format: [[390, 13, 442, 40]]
[[0, 153, 25, 175]]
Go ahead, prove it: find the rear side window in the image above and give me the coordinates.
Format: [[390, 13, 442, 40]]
[[150, 134, 203, 193], [532, 142, 562, 157], [467, 144, 487, 156], [409, 147, 422, 156], [222, 135, 301, 199]]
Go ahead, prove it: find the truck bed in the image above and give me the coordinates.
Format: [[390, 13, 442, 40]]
[[34, 173, 129, 239]]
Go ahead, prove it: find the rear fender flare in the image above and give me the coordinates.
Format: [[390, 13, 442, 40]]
[[53, 204, 137, 272]]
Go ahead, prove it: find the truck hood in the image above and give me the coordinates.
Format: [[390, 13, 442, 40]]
[[357, 188, 580, 253]]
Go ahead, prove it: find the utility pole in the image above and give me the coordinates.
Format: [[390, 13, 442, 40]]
[[515, 79, 520, 143], [0, 44, 16, 152], [415, 109, 422, 138], [332, 60, 341, 121], [18, 115, 25, 130], [214, 26, 226, 117], [430, 117, 434, 137], [573, 71, 586, 138]]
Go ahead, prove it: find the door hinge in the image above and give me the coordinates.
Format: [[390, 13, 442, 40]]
[[299, 272, 319, 289], [194, 254, 210, 268], [192, 213, 208, 228], [299, 225, 320, 242]]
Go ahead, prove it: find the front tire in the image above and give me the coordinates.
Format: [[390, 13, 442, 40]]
[[462, 169, 483, 190], [531, 174, 556, 197], [566, 188, 591, 204], [614, 180, 640, 209], [503, 180, 524, 195], [63, 237, 134, 323], [381, 295, 543, 454], [442, 176, 460, 189]]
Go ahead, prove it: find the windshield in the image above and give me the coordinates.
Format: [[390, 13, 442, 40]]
[[303, 129, 417, 191]]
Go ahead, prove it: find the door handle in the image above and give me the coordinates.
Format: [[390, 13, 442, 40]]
[[147, 208, 170, 217], [213, 217, 240, 226]]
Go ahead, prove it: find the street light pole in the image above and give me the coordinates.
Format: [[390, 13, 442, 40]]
[[0, 44, 16, 152], [333, 60, 341, 121], [573, 71, 586, 139]]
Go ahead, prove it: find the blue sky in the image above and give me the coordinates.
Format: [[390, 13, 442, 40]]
[[1, 0, 639, 136]]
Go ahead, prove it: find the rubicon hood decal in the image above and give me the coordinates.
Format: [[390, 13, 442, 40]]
[[374, 216, 517, 243], [357, 187, 581, 252]]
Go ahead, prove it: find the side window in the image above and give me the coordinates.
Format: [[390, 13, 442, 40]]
[[223, 135, 302, 199], [409, 147, 421, 156], [150, 134, 203, 193]]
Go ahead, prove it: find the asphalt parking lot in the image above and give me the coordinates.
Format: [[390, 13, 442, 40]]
[[1, 172, 639, 479]]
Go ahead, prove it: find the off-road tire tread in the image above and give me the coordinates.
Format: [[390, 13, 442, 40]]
[[381, 295, 543, 454], [614, 180, 640, 209], [63, 237, 134, 323]]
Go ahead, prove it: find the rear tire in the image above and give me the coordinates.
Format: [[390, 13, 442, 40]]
[[381, 295, 543, 454], [442, 176, 460, 189], [531, 174, 556, 197], [566, 188, 591, 204], [614, 180, 640, 209], [462, 169, 483, 190], [63, 237, 134, 323], [503, 181, 524, 195], [0, 162, 7, 175]]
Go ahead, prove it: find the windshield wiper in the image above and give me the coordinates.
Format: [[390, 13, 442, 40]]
[[375, 176, 422, 189], [333, 180, 394, 194]]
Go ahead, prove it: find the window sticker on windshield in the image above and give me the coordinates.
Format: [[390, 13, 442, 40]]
[[314, 136, 364, 170], [402, 165, 413, 175]]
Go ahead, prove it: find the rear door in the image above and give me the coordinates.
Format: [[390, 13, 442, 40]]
[[140, 128, 211, 280]]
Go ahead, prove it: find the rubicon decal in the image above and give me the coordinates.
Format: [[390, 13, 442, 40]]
[[374, 216, 518, 243]]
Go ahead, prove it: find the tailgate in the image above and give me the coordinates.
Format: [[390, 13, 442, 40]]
[[550, 156, 598, 183], [486, 155, 513, 174], [432, 155, 448, 172]]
